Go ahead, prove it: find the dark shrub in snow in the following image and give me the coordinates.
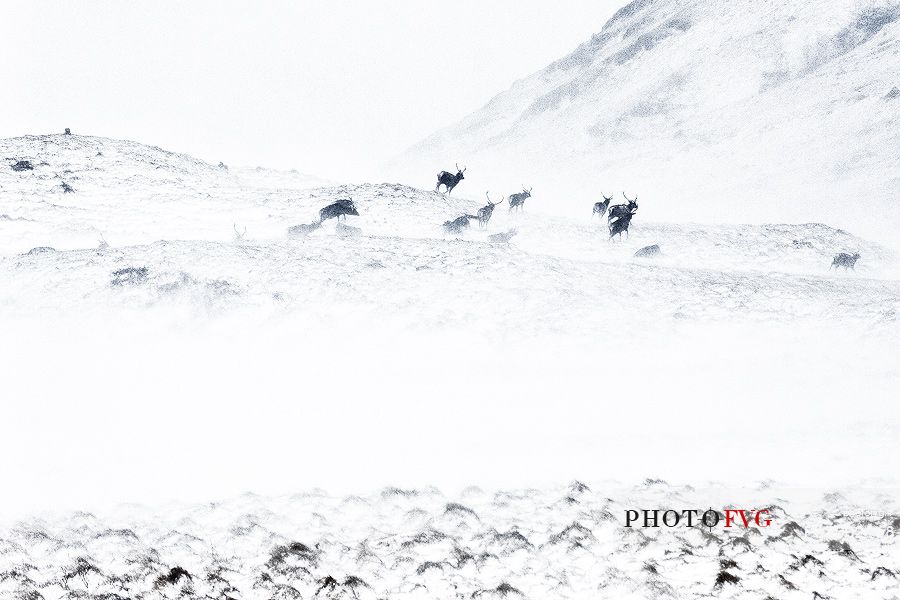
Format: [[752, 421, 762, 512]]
[[111, 267, 149, 286]]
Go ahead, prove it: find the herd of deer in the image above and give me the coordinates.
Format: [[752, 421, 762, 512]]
[[435, 164, 636, 239], [437, 187, 635, 239], [285, 163, 861, 269], [287, 163, 632, 240]]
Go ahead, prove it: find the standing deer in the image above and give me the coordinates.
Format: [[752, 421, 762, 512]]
[[608, 193, 638, 240], [436, 164, 466, 194], [592, 194, 612, 218], [508, 186, 533, 213], [476, 191, 504, 228], [319, 198, 359, 222]]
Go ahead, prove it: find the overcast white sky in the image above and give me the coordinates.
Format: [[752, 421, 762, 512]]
[[1, 1, 620, 180]]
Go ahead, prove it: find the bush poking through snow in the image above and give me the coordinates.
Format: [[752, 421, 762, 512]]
[[473, 582, 524, 598], [288, 221, 322, 237], [110, 267, 149, 286], [827, 540, 859, 560], [634, 244, 661, 258], [714, 571, 741, 588]]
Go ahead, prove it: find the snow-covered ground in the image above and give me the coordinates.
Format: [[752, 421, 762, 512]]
[[2, 482, 900, 599], [2, 134, 899, 596]]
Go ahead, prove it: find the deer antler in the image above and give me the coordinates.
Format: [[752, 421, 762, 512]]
[[623, 192, 636, 202]]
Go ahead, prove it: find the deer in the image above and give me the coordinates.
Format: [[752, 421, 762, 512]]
[[830, 252, 860, 270], [508, 186, 533, 213], [436, 164, 466, 194], [608, 193, 638, 240], [443, 214, 477, 235], [592, 194, 613, 218], [476, 191, 504, 228], [319, 198, 359, 222]]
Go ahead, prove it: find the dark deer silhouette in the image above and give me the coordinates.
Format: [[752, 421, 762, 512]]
[[592, 194, 612, 218], [319, 198, 359, 222], [443, 214, 477, 234], [831, 252, 860, 270], [608, 193, 638, 240], [508, 186, 533, 213], [476, 191, 504, 228], [436, 164, 466, 194]]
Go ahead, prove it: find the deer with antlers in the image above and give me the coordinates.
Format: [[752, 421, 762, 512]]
[[592, 194, 613, 219], [508, 186, 533, 213], [608, 193, 638, 240], [476, 191, 504, 228], [436, 163, 466, 194]]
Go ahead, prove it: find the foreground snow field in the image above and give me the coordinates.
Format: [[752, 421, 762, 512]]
[[2, 134, 899, 596], [2, 483, 900, 600]]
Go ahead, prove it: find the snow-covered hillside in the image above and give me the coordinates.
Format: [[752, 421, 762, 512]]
[[393, 0, 900, 243], [2, 134, 900, 598], [0, 134, 329, 254], [3, 136, 898, 331]]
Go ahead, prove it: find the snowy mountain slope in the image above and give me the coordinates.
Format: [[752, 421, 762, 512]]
[[392, 0, 900, 243], [2, 133, 900, 559], [2, 483, 899, 600]]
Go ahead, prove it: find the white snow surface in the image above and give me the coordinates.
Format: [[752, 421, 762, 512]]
[[392, 0, 900, 244], [2, 134, 900, 598], [2, 483, 900, 600]]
